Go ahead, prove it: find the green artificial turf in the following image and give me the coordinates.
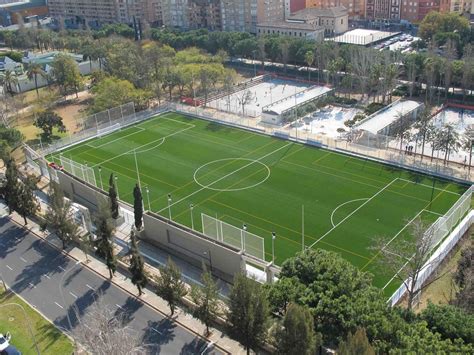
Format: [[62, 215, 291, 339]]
[[50, 112, 468, 295]]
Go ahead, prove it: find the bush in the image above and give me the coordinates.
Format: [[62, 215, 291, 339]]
[[1, 50, 22, 62], [344, 113, 366, 127], [334, 96, 358, 106], [364, 102, 386, 115], [392, 85, 409, 97]]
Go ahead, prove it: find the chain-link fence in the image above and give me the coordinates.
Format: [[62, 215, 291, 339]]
[[59, 155, 97, 187], [201, 213, 265, 261]]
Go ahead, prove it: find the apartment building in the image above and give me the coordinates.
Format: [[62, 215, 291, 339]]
[[306, 0, 365, 17], [439, 0, 464, 13], [285, 0, 306, 18], [48, 0, 162, 27], [257, 0, 285, 24], [365, 0, 401, 19], [400, 0, 439, 21]]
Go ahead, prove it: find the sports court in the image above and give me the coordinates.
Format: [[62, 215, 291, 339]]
[[50, 112, 468, 295], [207, 77, 313, 117]]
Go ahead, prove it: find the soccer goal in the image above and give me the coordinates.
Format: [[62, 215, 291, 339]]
[[97, 123, 121, 138], [201, 213, 265, 261]]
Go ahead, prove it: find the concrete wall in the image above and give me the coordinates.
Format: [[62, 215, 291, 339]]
[[57, 170, 245, 283], [142, 212, 245, 283]]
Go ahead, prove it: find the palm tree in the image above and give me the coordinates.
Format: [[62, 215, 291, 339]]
[[304, 50, 314, 82], [26, 63, 46, 99], [462, 127, 474, 171], [2, 70, 18, 94]]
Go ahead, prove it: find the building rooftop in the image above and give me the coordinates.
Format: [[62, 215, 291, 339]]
[[257, 20, 321, 31], [289, 6, 348, 20], [263, 85, 332, 115], [331, 28, 399, 45], [356, 100, 421, 134]]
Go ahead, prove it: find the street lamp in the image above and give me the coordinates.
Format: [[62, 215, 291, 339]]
[[145, 187, 151, 211], [98, 166, 104, 190], [272, 232, 276, 264], [59, 260, 82, 332], [167, 194, 172, 221], [115, 175, 120, 200], [190, 203, 194, 230], [241, 224, 247, 252]]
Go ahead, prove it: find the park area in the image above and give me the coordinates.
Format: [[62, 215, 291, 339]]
[[0, 286, 73, 355], [49, 112, 468, 295]]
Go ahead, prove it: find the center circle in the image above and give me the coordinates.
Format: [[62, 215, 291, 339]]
[[193, 158, 271, 192]]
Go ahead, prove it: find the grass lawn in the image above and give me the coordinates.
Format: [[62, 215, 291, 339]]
[[49, 112, 469, 295], [0, 286, 74, 355]]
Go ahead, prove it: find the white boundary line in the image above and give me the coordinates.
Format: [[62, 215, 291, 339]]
[[86, 126, 145, 149], [91, 122, 195, 168], [397, 178, 460, 196], [157, 142, 292, 213], [309, 178, 399, 248], [330, 198, 369, 228]]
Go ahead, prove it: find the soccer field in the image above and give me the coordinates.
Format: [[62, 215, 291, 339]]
[[50, 112, 468, 294]]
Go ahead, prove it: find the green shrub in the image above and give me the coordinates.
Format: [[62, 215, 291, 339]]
[[364, 102, 386, 115]]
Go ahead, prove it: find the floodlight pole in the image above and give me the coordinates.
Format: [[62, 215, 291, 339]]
[[302, 204, 305, 251], [115, 176, 120, 200], [167, 194, 172, 221], [98, 166, 104, 190], [145, 187, 151, 211], [190, 203, 194, 230], [241, 224, 247, 252], [272, 232, 276, 264]]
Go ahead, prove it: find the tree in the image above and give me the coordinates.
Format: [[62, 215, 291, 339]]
[[128, 230, 147, 296], [420, 302, 474, 344], [227, 273, 269, 355], [437, 124, 460, 164], [304, 51, 314, 81], [26, 63, 46, 99], [452, 243, 473, 313], [3, 157, 20, 214], [236, 89, 254, 117], [51, 53, 83, 97], [373, 217, 440, 310], [90, 77, 150, 113], [33, 110, 66, 141], [462, 127, 474, 170], [108, 173, 119, 219], [190, 268, 220, 336], [73, 296, 145, 355], [275, 303, 320, 355], [16, 175, 39, 225], [133, 183, 143, 230], [1, 70, 18, 94], [155, 258, 187, 316], [338, 328, 375, 355], [41, 182, 79, 249], [95, 201, 116, 278]]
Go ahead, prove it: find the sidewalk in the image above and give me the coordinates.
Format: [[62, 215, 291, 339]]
[[6, 210, 247, 354]]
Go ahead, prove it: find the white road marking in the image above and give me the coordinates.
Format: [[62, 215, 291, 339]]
[[116, 304, 123, 310], [54, 302, 64, 309], [69, 292, 78, 299], [201, 341, 215, 355], [28, 282, 36, 288], [44, 274, 51, 279], [86, 284, 94, 291], [58, 266, 66, 271], [6, 265, 12, 270], [151, 327, 162, 335], [20, 257, 27, 263]]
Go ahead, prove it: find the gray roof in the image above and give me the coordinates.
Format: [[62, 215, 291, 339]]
[[289, 6, 348, 20], [257, 20, 322, 31]]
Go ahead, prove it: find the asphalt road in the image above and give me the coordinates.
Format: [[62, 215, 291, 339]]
[[0, 217, 222, 354]]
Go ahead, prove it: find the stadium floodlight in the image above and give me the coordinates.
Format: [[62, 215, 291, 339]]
[[167, 194, 172, 221], [145, 187, 151, 211], [115, 175, 120, 200], [272, 232, 276, 264], [241, 224, 247, 252], [98, 166, 104, 190], [190, 203, 194, 230]]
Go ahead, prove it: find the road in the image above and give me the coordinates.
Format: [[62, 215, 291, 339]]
[[0, 217, 221, 354]]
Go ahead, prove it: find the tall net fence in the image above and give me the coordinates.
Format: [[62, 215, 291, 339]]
[[59, 155, 97, 187], [201, 213, 265, 261]]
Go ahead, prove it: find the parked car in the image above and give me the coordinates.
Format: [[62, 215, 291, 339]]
[[1, 345, 21, 355], [0, 334, 10, 352]]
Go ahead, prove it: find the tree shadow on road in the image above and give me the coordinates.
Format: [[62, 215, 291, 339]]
[[179, 336, 211, 355], [0, 220, 28, 260], [142, 318, 176, 354], [113, 296, 144, 326]]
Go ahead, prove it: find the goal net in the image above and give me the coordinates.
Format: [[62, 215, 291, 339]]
[[97, 123, 121, 138], [201, 213, 265, 261]]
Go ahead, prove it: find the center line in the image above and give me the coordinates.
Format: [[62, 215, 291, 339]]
[[158, 142, 292, 213], [152, 327, 162, 335]]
